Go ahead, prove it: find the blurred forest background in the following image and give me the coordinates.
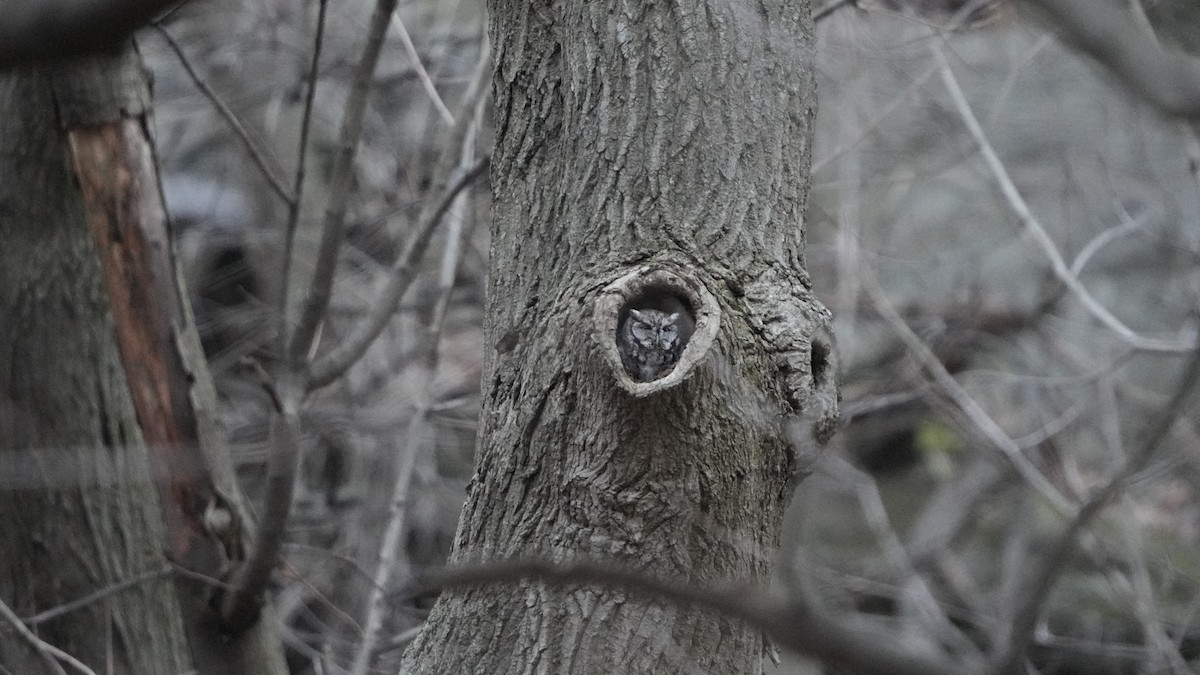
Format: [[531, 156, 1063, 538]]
[[138, 0, 1200, 672]]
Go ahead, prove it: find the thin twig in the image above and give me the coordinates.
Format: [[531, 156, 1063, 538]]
[[288, 0, 401, 366], [152, 0, 192, 25], [813, 63, 938, 175], [151, 23, 295, 207], [279, 558, 364, 635], [934, 43, 1193, 353], [431, 39, 490, 332], [390, 9, 455, 125], [1122, 0, 1200, 239], [906, 458, 1005, 567], [22, 565, 172, 626], [984, 35, 1054, 127], [991, 343, 1200, 674], [861, 266, 1075, 515], [839, 388, 927, 423], [826, 457, 982, 659], [1021, 0, 1200, 117], [280, 0, 330, 356], [168, 562, 237, 591], [0, 596, 73, 675], [373, 625, 423, 657], [1068, 217, 1143, 277], [346, 401, 432, 675], [305, 156, 489, 390], [813, 0, 853, 23], [1012, 403, 1082, 449], [348, 45, 489, 675], [1112, 505, 1193, 674], [220, 386, 302, 632]]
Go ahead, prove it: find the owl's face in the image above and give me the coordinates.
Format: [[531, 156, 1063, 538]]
[[628, 309, 680, 350]]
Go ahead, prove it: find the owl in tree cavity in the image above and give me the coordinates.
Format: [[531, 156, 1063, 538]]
[[617, 308, 688, 382]]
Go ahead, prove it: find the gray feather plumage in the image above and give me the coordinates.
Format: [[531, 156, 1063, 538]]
[[617, 308, 687, 382]]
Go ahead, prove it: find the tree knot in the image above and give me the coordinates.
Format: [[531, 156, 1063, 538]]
[[592, 265, 720, 396]]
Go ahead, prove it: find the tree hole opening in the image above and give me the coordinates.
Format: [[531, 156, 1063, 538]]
[[593, 265, 720, 395], [811, 338, 830, 386]]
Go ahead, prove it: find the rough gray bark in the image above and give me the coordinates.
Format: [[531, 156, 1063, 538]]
[[0, 49, 288, 675], [0, 60, 193, 675], [404, 1, 837, 673]]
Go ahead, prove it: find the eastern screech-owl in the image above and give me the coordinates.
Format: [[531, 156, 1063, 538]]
[[617, 308, 689, 382]]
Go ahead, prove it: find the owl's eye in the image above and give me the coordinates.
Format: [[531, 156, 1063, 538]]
[[663, 326, 676, 335]]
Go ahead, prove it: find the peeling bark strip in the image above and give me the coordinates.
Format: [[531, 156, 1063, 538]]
[[405, 1, 837, 673], [43, 48, 292, 673], [49, 46, 240, 576], [68, 119, 225, 570]]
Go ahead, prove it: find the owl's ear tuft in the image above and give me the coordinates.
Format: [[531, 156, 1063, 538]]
[[592, 264, 720, 397]]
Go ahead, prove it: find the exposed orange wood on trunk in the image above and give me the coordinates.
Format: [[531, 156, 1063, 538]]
[[67, 119, 221, 571]]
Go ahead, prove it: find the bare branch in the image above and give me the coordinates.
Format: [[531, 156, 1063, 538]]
[[825, 457, 983, 659], [860, 266, 1075, 514], [349, 45, 489, 675], [1122, 0, 1200, 210], [814, 0, 854, 23], [373, 626, 422, 657], [281, 0, 331, 355], [0, 597, 70, 675], [991, 343, 1200, 674], [390, 10, 455, 125], [1068, 215, 1143, 277], [168, 562, 237, 592], [220, 394, 303, 632], [1111, 510, 1193, 674], [22, 565, 172, 626], [0, 0, 180, 69], [907, 459, 1005, 568], [347, 374, 437, 675], [288, 0, 400, 366], [934, 44, 1194, 353], [1024, 0, 1200, 118], [150, 23, 295, 208], [813, 63, 938, 175], [305, 156, 489, 390]]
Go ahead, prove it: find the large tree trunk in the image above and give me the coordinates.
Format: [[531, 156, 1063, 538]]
[[0, 54, 195, 675], [0, 48, 287, 675], [404, 1, 837, 673]]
